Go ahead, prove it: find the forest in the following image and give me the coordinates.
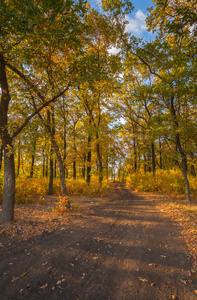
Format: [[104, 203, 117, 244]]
[[0, 0, 197, 223]]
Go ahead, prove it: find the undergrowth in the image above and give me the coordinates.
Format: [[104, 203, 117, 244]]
[[126, 169, 197, 199], [0, 175, 110, 204]]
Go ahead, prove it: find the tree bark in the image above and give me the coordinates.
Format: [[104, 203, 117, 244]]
[[1, 136, 15, 223], [0, 52, 15, 223], [17, 138, 21, 176], [0, 145, 3, 171], [30, 154, 35, 178], [159, 138, 163, 169], [51, 138, 68, 198], [82, 154, 86, 178], [87, 134, 92, 184], [42, 150, 45, 177], [152, 142, 156, 176], [96, 133, 103, 185], [73, 138, 77, 179], [48, 144, 53, 195], [170, 93, 191, 201]]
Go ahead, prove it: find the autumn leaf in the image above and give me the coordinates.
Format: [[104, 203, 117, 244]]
[[40, 283, 48, 289]]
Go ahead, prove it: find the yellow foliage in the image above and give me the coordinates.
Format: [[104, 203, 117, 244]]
[[54, 196, 71, 215], [126, 169, 188, 197], [0, 175, 110, 204]]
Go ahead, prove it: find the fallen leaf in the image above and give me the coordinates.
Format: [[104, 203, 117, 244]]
[[151, 283, 156, 287], [56, 280, 62, 285], [180, 279, 187, 284], [93, 257, 98, 260], [40, 283, 48, 289], [11, 276, 19, 283], [138, 277, 148, 282], [194, 290, 197, 294], [70, 263, 74, 267]]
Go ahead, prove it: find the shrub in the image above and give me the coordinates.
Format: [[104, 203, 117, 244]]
[[0, 175, 110, 204], [126, 169, 187, 197]]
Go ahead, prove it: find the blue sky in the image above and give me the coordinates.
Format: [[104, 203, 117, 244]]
[[89, 0, 154, 40]]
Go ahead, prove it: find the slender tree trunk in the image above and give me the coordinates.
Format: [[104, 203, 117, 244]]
[[45, 153, 48, 177], [54, 159, 57, 178], [133, 136, 137, 172], [63, 123, 67, 177], [51, 138, 68, 199], [159, 138, 163, 169], [30, 154, 35, 178], [73, 139, 77, 179], [48, 144, 53, 195], [17, 138, 21, 176], [152, 142, 156, 176], [82, 154, 86, 178], [42, 151, 45, 177], [96, 133, 103, 185], [30, 141, 36, 178], [170, 93, 191, 201], [191, 165, 196, 177], [144, 155, 147, 173], [87, 134, 91, 184], [0, 145, 3, 171], [49, 107, 55, 194]]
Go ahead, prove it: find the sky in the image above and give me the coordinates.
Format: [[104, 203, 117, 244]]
[[89, 0, 155, 40]]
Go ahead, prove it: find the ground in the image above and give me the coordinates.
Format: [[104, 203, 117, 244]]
[[1, 183, 197, 300]]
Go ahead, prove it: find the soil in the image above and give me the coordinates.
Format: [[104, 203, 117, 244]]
[[1, 182, 197, 300]]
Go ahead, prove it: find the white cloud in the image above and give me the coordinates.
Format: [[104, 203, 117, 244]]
[[125, 10, 147, 35]]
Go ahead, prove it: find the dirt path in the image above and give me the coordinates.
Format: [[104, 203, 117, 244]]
[[1, 183, 197, 300]]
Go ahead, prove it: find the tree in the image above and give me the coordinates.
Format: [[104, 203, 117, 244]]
[[0, 0, 87, 222]]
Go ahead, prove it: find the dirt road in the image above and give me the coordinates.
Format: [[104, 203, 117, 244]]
[[1, 183, 197, 299]]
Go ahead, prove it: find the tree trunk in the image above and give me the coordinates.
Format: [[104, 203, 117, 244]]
[[191, 165, 196, 177], [159, 138, 163, 169], [30, 154, 35, 178], [0, 52, 15, 223], [45, 153, 48, 177], [82, 154, 86, 178], [96, 136, 103, 185], [170, 93, 191, 201], [54, 159, 57, 178], [87, 134, 91, 184], [73, 140, 77, 179], [144, 155, 147, 173], [151, 142, 156, 176], [63, 123, 67, 177], [182, 156, 191, 201], [133, 136, 137, 172], [48, 144, 53, 195], [51, 138, 68, 199], [30, 140, 36, 178], [0, 145, 3, 171], [42, 150, 45, 177], [17, 138, 21, 176], [1, 136, 15, 223]]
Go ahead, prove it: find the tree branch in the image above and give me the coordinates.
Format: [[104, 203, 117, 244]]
[[12, 81, 71, 139]]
